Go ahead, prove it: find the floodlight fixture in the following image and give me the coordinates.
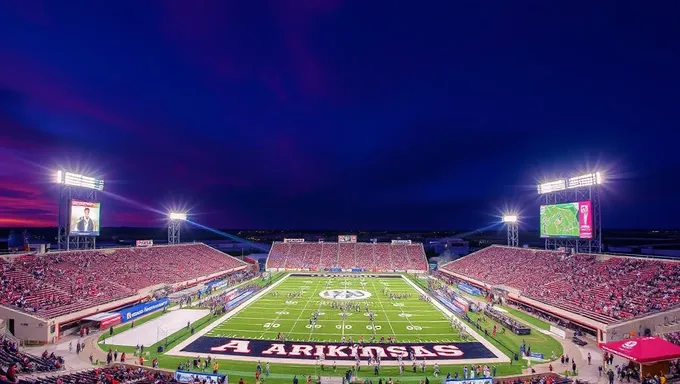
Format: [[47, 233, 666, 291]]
[[55, 170, 104, 191], [169, 212, 188, 221], [503, 213, 519, 247], [537, 179, 566, 195], [566, 172, 603, 189], [502, 215, 518, 223]]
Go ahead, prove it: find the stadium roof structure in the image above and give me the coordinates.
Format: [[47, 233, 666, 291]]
[[600, 336, 680, 364]]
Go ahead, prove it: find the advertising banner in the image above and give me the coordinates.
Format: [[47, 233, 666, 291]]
[[99, 314, 122, 329], [174, 370, 227, 383], [457, 283, 482, 296], [445, 378, 493, 384], [207, 279, 228, 290], [338, 235, 357, 243], [118, 298, 169, 323], [578, 200, 593, 239], [284, 238, 305, 243], [391, 240, 412, 245], [136, 240, 153, 247]]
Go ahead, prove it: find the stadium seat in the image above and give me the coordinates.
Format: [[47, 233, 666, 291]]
[[440, 245, 680, 322], [0, 244, 245, 318], [265, 241, 428, 272]]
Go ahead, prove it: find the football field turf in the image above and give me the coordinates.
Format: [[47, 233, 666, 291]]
[[206, 275, 461, 343]]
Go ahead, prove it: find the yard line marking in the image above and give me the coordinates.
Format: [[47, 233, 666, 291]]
[[307, 279, 328, 342], [370, 277, 397, 337], [288, 278, 323, 339]]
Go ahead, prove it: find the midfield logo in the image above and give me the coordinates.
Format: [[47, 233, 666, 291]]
[[319, 289, 372, 300]]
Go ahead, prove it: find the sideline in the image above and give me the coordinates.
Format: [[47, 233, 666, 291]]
[[166, 273, 292, 355], [401, 275, 510, 364]]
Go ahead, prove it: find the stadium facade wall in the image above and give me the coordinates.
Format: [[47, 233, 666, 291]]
[[606, 306, 680, 343], [0, 306, 52, 345]]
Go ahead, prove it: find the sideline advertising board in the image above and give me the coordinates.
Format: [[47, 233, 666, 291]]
[[118, 298, 170, 323]]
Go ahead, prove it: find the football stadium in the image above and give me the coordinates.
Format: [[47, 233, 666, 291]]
[[1, 170, 680, 384]]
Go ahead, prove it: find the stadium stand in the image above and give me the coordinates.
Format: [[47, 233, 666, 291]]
[[337, 243, 356, 269], [0, 244, 245, 319], [17, 365, 177, 384], [440, 245, 680, 323], [266, 242, 289, 269], [302, 243, 322, 270], [374, 243, 394, 271], [284, 243, 307, 269], [666, 331, 680, 346], [0, 335, 63, 375], [319, 243, 339, 269], [390, 244, 409, 270], [406, 244, 428, 271], [356, 243, 378, 271], [266, 241, 428, 272]]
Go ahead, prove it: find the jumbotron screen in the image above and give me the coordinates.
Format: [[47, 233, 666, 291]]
[[540, 201, 592, 239], [69, 200, 101, 236]]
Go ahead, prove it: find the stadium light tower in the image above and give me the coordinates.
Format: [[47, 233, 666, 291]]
[[502, 215, 519, 247], [168, 212, 187, 245], [54, 170, 104, 250], [536, 171, 604, 253]]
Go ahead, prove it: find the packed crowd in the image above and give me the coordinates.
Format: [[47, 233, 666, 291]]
[[665, 332, 680, 346], [494, 374, 571, 384], [0, 244, 245, 318], [17, 365, 176, 384], [267, 242, 428, 271], [0, 336, 63, 378], [441, 246, 680, 322]]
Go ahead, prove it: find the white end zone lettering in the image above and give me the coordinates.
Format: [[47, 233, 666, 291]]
[[360, 346, 388, 358], [386, 346, 408, 357], [262, 344, 288, 356], [326, 345, 349, 357], [433, 345, 464, 357], [210, 340, 251, 354], [289, 345, 314, 356], [412, 345, 438, 358]]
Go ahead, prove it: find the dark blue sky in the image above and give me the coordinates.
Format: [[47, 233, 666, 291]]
[[0, 1, 678, 230]]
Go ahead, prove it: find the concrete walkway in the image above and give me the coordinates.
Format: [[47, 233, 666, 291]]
[[458, 292, 615, 383]]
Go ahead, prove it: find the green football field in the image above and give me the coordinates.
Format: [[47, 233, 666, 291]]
[[206, 275, 461, 343], [540, 203, 579, 237]]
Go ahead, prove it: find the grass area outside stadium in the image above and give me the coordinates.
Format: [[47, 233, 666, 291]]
[[98, 273, 563, 384]]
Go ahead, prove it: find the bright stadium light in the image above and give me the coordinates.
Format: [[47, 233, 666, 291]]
[[502, 213, 519, 247], [567, 172, 604, 189], [502, 215, 518, 223], [169, 212, 187, 221], [55, 170, 104, 191], [537, 179, 566, 195]]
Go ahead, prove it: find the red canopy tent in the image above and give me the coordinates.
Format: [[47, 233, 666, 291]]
[[601, 336, 680, 364]]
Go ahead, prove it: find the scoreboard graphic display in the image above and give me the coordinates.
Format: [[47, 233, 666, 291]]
[[540, 201, 592, 239]]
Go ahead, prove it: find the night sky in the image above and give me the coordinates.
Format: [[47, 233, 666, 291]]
[[1, 1, 679, 230]]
